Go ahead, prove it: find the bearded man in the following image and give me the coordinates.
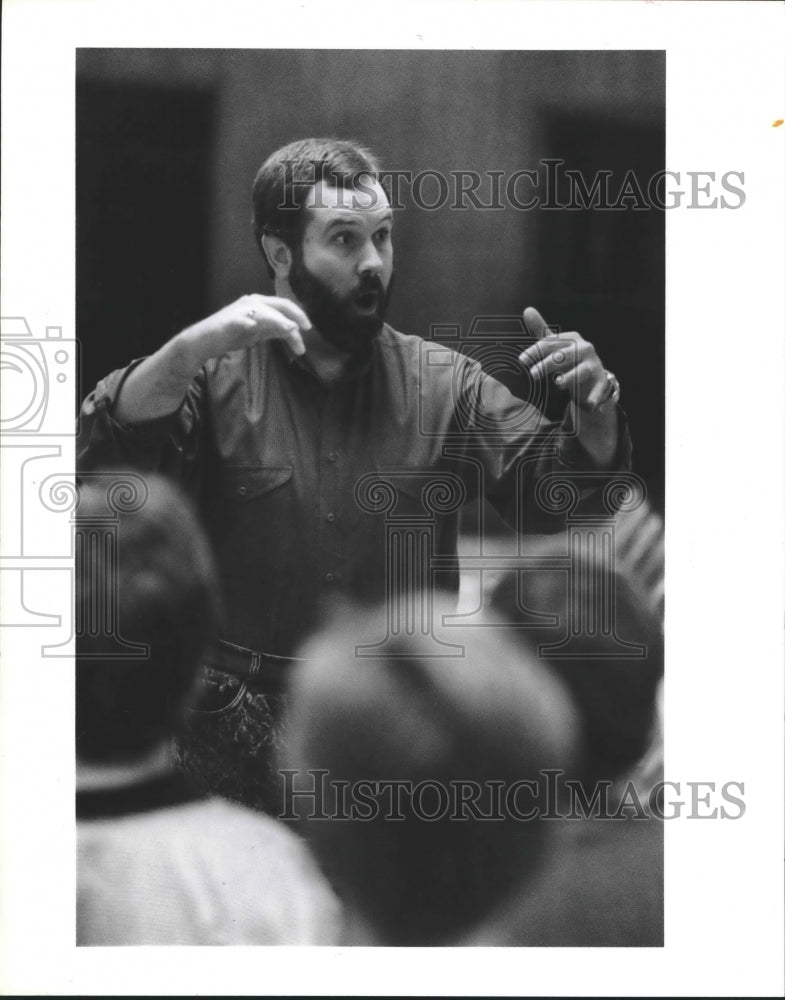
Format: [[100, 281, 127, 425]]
[[77, 137, 629, 811]]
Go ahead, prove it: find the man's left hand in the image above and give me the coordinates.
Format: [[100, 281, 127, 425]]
[[517, 306, 619, 412]]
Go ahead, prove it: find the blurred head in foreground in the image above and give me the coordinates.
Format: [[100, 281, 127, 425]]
[[489, 542, 664, 785], [281, 601, 579, 945], [76, 473, 220, 764]]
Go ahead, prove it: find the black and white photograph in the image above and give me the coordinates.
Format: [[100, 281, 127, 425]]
[[73, 45, 666, 947], [1, 1, 783, 995]]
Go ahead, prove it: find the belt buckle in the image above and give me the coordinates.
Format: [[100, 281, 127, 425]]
[[191, 666, 247, 715]]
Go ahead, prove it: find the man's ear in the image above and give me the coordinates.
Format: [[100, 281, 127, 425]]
[[261, 234, 293, 279]]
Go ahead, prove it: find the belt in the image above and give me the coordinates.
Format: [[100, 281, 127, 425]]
[[204, 638, 309, 691]]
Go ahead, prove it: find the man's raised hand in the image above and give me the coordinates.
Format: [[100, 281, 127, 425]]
[[111, 294, 312, 425], [179, 294, 312, 366], [518, 306, 616, 412]]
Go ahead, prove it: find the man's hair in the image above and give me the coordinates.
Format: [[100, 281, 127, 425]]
[[75, 473, 220, 762], [490, 541, 664, 785], [282, 602, 578, 945], [251, 137, 381, 277]]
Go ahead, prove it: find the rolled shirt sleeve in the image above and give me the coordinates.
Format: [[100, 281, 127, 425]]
[[77, 358, 208, 493]]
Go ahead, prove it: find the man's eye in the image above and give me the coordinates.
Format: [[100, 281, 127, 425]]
[[334, 232, 354, 246], [374, 228, 391, 244]]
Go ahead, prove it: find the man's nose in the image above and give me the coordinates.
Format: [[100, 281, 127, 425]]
[[357, 239, 384, 275]]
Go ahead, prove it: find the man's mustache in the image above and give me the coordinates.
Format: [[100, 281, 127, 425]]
[[354, 274, 386, 297]]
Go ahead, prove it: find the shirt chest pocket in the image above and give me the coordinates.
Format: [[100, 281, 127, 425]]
[[219, 465, 294, 502]]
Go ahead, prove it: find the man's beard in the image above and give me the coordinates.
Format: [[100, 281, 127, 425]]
[[288, 252, 394, 357]]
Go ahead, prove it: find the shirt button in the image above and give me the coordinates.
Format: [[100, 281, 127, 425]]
[[327, 452, 338, 463], [326, 513, 336, 523], [238, 486, 248, 496], [325, 572, 336, 583]]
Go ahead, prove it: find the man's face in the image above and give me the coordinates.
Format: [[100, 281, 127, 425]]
[[288, 178, 395, 355]]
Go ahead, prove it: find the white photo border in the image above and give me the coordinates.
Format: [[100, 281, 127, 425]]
[[1, 0, 783, 995]]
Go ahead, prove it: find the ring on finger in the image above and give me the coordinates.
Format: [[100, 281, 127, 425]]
[[597, 370, 621, 410], [246, 307, 256, 320]]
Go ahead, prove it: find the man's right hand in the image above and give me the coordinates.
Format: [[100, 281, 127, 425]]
[[112, 294, 312, 425], [177, 294, 312, 367]]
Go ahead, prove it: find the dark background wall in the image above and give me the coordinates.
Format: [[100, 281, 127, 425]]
[[76, 49, 664, 511]]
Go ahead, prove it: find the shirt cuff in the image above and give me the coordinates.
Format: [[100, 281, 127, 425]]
[[556, 403, 632, 473]]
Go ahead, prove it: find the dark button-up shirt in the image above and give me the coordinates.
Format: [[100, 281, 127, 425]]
[[77, 325, 630, 656]]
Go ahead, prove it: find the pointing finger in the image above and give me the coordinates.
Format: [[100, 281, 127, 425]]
[[522, 306, 558, 341]]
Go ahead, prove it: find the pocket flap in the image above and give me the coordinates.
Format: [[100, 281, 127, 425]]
[[221, 465, 293, 500]]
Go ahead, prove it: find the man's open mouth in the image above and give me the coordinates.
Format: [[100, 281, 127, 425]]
[[355, 290, 380, 310]]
